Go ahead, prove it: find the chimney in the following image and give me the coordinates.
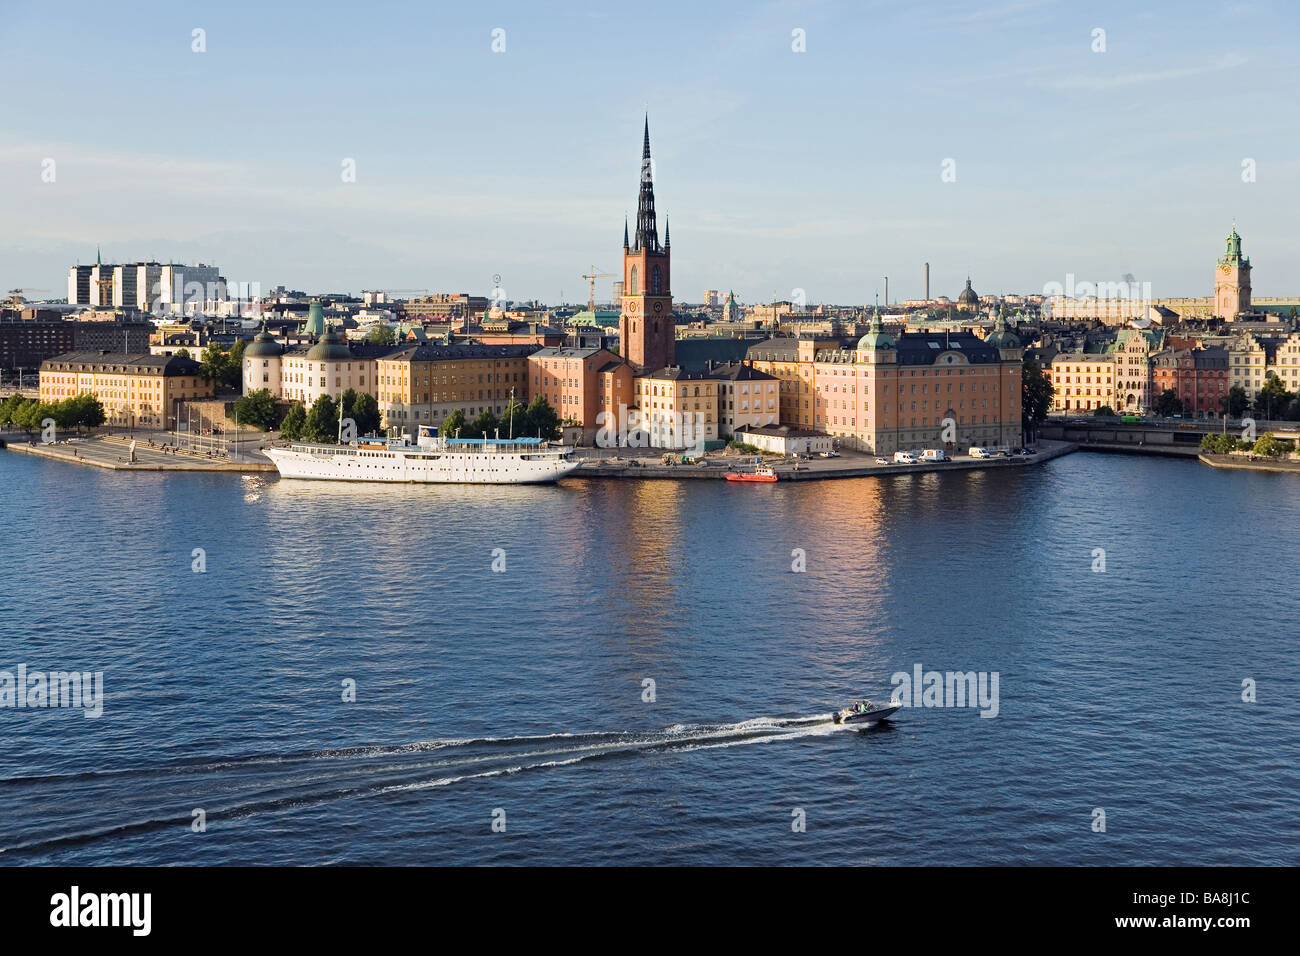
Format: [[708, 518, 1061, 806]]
[[924, 262, 930, 301]]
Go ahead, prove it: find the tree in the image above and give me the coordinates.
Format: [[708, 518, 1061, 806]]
[[279, 402, 307, 441], [174, 347, 192, 360], [1093, 405, 1115, 417], [1256, 375, 1292, 421], [350, 392, 381, 436], [10, 398, 40, 433], [522, 395, 560, 440], [466, 408, 499, 439], [304, 394, 338, 443], [365, 324, 397, 345], [1021, 358, 1053, 442], [1222, 385, 1250, 418], [65, 393, 104, 429], [0, 393, 26, 427], [199, 342, 230, 385], [1253, 432, 1291, 458], [232, 389, 277, 430], [1154, 389, 1182, 418], [225, 339, 246, 390], [500, 397, 526, 438], [439, 408, 466, 438]]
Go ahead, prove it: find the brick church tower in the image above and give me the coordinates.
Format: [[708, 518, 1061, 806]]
[[619, 117, 674, 372], [1215, 224, 1251, 320]]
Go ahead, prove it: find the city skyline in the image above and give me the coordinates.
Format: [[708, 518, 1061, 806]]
[[3, 1, 1299, 303]]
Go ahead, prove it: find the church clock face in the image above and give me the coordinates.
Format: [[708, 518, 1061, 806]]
[[627, 301, 638, 314], [653, 300, 664, 314]]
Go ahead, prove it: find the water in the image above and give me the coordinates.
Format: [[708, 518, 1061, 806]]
[[0, 450, 1296, 865]]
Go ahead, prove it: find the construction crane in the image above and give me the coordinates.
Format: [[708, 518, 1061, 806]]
[[580, 266, 614, 312]]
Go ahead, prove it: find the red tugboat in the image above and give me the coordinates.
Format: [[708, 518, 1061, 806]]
[[725, 465, 778, 483]]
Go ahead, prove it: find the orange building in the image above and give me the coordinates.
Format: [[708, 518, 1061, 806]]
[[528, 346, 632, 444], [744, 335, 844, 428]]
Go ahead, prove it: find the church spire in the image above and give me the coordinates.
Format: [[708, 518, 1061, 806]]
[[623, 216, 629, 250], [664, 216, 670, 248], [634, 115, 660, 253]]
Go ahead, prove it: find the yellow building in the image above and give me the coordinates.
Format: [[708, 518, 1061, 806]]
[[634, 367, 719, 448], [40, 351, 212, 428], [376, 343, 534, 429], [1048, 353, 1116, 412], [744, 336, 833, 428]]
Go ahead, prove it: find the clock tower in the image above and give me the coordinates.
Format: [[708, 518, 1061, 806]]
[[1215, 225, 1251, 320], [620, 117, 674, 372]]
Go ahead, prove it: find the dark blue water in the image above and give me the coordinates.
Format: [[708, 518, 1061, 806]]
[[1, 449, 1296, 865]]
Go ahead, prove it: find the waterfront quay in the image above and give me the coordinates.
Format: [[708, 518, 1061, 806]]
[[573, 440, 1077, 480], [1, 432, 276, 472]]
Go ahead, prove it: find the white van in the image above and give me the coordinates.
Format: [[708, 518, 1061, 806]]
[[920, 449, 949, 462], [968, 447, 991, 459], [893, 451, 918, 464]]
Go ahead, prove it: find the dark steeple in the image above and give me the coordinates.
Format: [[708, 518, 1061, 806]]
[[634, 115, 660, 254], [623, 216, 629, 250], [664, 216, 670, 248]]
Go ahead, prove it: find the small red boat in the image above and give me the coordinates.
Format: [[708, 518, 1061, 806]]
[[726, 465, 778, 483]]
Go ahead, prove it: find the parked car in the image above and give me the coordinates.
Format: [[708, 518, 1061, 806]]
[[969, 447, 991, 459], [875, 456, 889, 465]]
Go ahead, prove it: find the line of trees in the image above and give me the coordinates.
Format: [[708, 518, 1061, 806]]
[[439, 395, 560, 441], [1201, 431, 1296, 457], [0, 393, 106, 433], [278, 389, 382, 443]]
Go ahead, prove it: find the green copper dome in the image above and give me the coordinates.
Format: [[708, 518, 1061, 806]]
[[244, 325, 283, 358], [857, 309, 895, 350], [986, 310, 1021, 349], [305, 327, 352, 362]]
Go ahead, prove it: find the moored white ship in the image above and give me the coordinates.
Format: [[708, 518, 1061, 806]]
[[264, 426, 582, 485]]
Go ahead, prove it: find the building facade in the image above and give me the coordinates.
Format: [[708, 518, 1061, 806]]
[[1048, 352, 1115, 413], [634, 367, 719, 448], [39, 352, 211, 428], [377, 343, 535, 431]]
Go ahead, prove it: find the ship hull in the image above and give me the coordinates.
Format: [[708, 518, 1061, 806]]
[[264, 446, 582, 485]]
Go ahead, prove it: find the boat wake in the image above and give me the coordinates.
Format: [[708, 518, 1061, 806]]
[[0, 714, 859, 858]]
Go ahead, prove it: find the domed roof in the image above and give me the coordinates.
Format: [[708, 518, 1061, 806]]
[[244, 326, 283, 358], [305, 327, 352, 362], [857, 309, 895, 351], [958, 277, 979, 305], [986, 310, 1021, 349]]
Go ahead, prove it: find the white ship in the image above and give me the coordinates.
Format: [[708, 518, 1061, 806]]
[[264, 426, 583, 485]]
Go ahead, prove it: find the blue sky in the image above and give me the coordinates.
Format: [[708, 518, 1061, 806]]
[[2, 0, 1297, 305]]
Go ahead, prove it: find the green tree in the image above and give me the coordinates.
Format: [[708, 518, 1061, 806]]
[[224, 339, 246, 390], [500, 396, 526, 438], [439, 408, 466, 438], [199, 341, 230, 385], [304, 395, 339, 443], [174, 347, 192, 360], [1253, 432, 1288, 458], [466, 408, 499, 440], [0, 393, 26, 427], [65, 393, 105, 429], [10, 398, 40, 433], [1222, 385, 1250, 417], [1093, 405, 1115, 417], [1154, 389, 1183, 418], [279, 402, 307, 441], [1021, 358, 1054, 442], [350, 392, 381, 436], [1256, 375, 1292, 421], [365, 324, 397, 345], [522, 395, 561, 440], [232, 389, 277, 430]]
